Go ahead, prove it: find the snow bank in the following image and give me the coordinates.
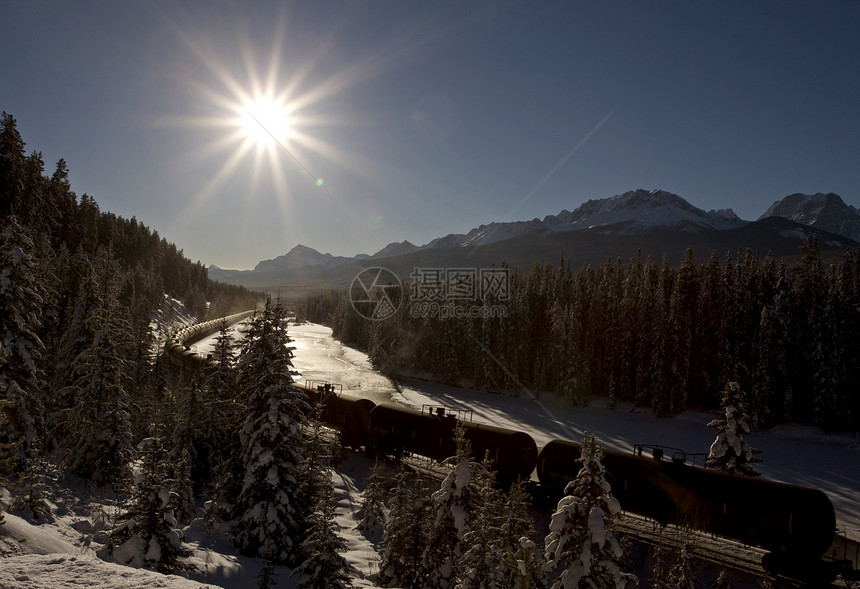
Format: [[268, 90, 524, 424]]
[[0, 512, 78, 555], [0, 554, 217, 588]]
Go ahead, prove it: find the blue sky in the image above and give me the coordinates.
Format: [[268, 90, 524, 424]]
[[2, 1, 858, 269]]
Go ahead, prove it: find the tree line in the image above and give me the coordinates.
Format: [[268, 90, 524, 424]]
[[0, 111, 258, 520], [309, 240, 860, 431], [0, 109, 359, 584]]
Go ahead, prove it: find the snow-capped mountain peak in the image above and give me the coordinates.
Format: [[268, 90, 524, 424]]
[[543, 189, 746, 234], [758, 192, 860, 242]]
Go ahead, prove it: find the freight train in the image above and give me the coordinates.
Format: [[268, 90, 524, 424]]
[[165, 319, 853, 584], [300, 382, 849, 584], [163, 310, 255, 369]]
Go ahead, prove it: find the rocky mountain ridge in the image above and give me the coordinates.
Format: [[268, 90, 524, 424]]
[[208, 189, 859, 283]]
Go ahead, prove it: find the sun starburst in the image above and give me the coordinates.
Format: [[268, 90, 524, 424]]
[[159, 6, 467, 252]]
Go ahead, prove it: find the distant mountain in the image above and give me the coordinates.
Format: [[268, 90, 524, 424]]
[[758, 193, 860, 242], [542, 189, 745, 234], [207, 265, 248, 282], [370, 240, 419, 259], [254, 244, 360, 273], [424, 189, 744, 250], [214, 188, 859, 292]]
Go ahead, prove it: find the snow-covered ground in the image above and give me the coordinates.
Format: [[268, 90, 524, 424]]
[[1, 454, 383, 588], [2, 320, 857, 587], [277, 322, 860, 543]]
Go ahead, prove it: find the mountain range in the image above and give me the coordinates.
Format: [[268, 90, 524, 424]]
[[209, 189, 860, 292]]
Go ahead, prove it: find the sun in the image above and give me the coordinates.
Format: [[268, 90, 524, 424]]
[[164, 6, 464, 247], [240, 97, 293, 147]]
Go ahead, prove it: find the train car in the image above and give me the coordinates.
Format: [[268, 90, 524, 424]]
[[537, 439, 838, 582], [303, 383, 376, 450], [368, 403, 538, 485], [538, 440, 675, 523], [462, 421, 538, 485], [323, 395, 375, 450], [368, 403, 457, 460]]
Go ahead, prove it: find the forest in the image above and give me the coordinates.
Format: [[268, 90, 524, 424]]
[[308, 235, 860, 432], [1, 109, 850, 588], [1, 111, 624, 587], [0, 110, 263, 519]]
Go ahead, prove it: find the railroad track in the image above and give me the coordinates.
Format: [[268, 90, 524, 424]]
[[615, 513, 777, 584]]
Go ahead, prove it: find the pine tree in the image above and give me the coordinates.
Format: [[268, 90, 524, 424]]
[[0, 399, 20, 524], [378, 470, 429, 588], [0, 216, 46, 462], [11, 460, 52, 523], [706, 382, 761, 476], [257, 559, 276, 589], [0, 112, 27, 217], [456, 458, 519, 589], [649, 541, 671, 589], [499, 478, 539, 566], [421, 456, 477, 589], [356, 459, 389, 537], [295, 402, 334, 556], [198, 321, 240, 492], [502, 536, 546, 589], [231, 296, 307, 565], [294, 477, 354, 589], [712, 569, 733, 589], [543, 433, 637, 589], [60, 251, 134, 489], [101, 437, 193, 574], [667, 541, 697, 589]]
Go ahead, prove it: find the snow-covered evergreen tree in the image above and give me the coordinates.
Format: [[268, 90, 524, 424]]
[[498, 479, 543, 588], [0, 216, 46, 461], [296, 403, 333, 544], [712, 569, 733, 589], [0, 398, 19, 524], [667, 541, 697, 589], [378, 470, 429, 588], [60, 251, 134, 489], [167, 445, 196, 525], [198, 322, 240, 490], [231, 296, 307, 565], [502, 536, 546, 589], [706, 382, 761, 476], [544, 433, 637, 589], [257, 559, 276, 589], [101, 437, 192, 575], [456, 464, 507, 589], [420, 421, 481, 589], [294, 476, 354, 589], [648, 540, 670, 589], [356, 459, 388, 536], [11, 460, 52, 523]]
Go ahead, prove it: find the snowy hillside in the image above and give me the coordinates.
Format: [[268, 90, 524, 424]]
[[0, 462, 381, 589]]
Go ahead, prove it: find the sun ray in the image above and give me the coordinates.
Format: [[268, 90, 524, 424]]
[[154, 3, 479, 260]]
